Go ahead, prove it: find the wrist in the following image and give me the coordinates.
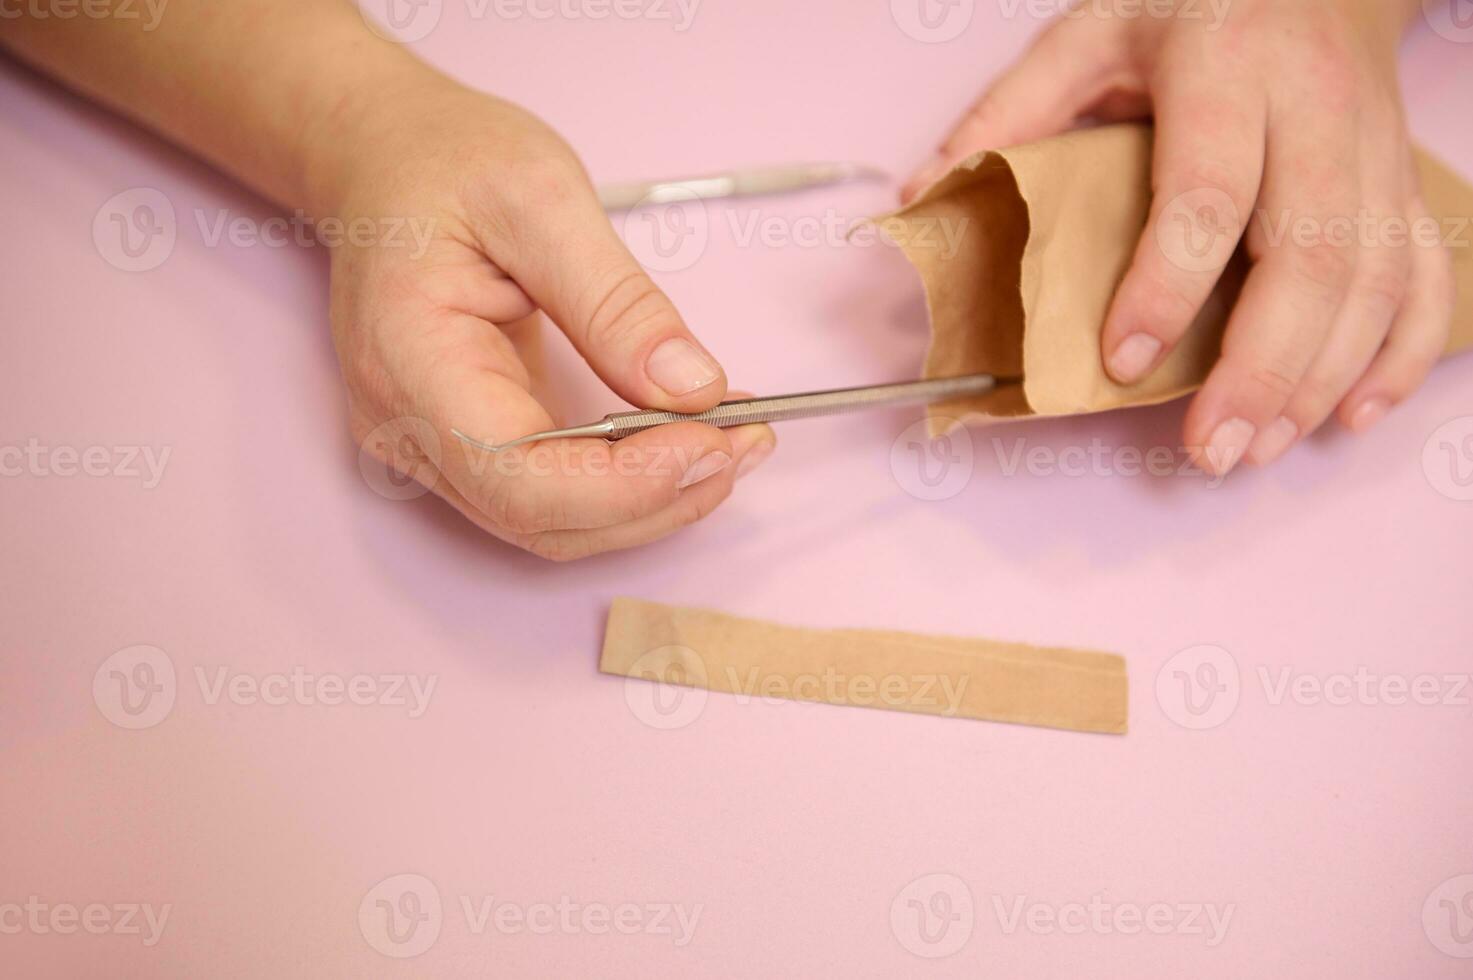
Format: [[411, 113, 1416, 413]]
[[293, 44, 464, 217]]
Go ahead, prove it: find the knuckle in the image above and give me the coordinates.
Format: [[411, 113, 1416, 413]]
[[583, 269, 672, 350], [481, 476, 557, 536], [501, 154, 588, 214], [1354, 261, 1410, 316], [1130, 272, 1204, 337], [1287, 243, 1356, 301], [1173, 160, 1254, 219], [1399, 315, 1451, 367], [1424, 241, 1458, 309], [661, 499, 710, 535], [685, 491, 725, 525], [1287, 372, 1340, 418], [599, 481, 662, 526], [1275, 156, 1357, 210], [469, 165, 590, 245], [1310, 70, 1360, 116], [622, 482, 672, 524], [1427, 313, 1454, 356], [673, 479, 732, 527], [1245, 359, 1303, 402], [965, 91, 1005, 130], [1297, 30, 1359, 108], [1373, 359, 1432, 399], [1032, 10, 1095, 56]]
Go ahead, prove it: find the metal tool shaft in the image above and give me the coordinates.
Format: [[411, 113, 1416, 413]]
[[605, 374, 995, 438], [452, 374, 997, 453], [597, 162, 889, 211]]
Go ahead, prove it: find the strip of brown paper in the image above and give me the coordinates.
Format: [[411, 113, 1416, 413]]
[[881, 123, 1473, 431], [601, 598, 1129, 735]]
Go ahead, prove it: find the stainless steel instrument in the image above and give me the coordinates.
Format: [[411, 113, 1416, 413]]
[[597, 161, 889, 211], [451, 373, 998, 453]]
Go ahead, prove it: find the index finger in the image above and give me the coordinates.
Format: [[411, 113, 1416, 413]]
[[411, 313, 737, 538], [1100, 57, 1267, 386]]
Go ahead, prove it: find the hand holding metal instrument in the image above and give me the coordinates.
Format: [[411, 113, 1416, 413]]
[[451, 374, 998, 453], [445, 165, 988, 457]]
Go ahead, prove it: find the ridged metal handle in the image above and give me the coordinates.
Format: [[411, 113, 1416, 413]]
[[603, 374, 998, 440]]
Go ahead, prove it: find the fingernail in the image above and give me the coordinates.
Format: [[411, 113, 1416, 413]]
[[736, 441, 774, 479], [676, 451, 730, 490], [1247, 416, 1299, 467], [647, 338, 720, 396], [1349, 397, 1390, 433], [1108, 333, 1163, 384], [1202, 417, 1256, 476]]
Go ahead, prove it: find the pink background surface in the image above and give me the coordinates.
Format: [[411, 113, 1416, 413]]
[[3, 2, 1472, 977]]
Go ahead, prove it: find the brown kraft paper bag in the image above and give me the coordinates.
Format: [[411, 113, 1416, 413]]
[[880, 123, 1473, 433]]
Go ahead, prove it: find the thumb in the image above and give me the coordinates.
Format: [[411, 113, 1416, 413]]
[[900, 17, 1124, 203], [486, 167, 728, 413]]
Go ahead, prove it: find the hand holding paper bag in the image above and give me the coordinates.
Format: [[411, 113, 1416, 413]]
[[901, 0, 1466, 474], [888, 125, 1473, 454]]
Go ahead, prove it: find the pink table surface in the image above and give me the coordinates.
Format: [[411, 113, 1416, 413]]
[[3, 3, 1472, 977]]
